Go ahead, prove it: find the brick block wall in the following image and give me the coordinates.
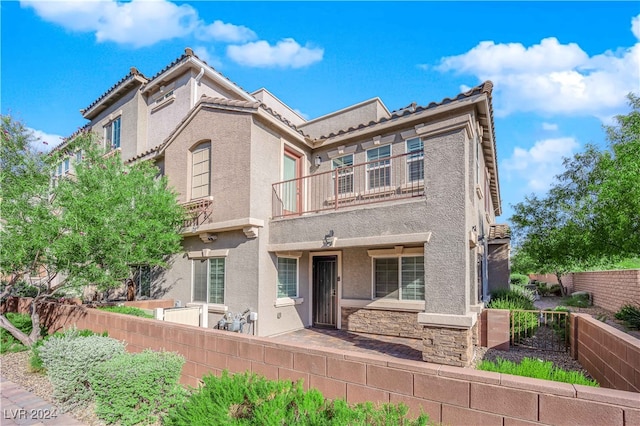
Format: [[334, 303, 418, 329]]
[[572, 270, 640, 313], [573, 313, 640, 393], [124, 299, 174, 310], [6, 300, 638, 425], [341, 308, 423, 339]]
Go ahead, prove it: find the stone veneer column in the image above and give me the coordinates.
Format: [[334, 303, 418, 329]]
[[417, 116, 477, 366], [422, 325, 473, 367]]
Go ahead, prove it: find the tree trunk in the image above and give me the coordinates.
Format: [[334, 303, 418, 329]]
[[0, 313, 36, 347], [555, 272, 568, 296]]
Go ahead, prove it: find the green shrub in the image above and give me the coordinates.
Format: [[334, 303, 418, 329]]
[[89, 350, 185, 425], [0, 313, 42, 354], [39, 332, 125, 412], [509, 274, 530, 286], [548, 284, 563, 296], [563, 293, 591, 308], [478, 357, 598, 387], [488, 290, 538, 340], [489, 289, 535, 310], [615, 304, 640, 330], [0, 281, 40, 298], [97, 305, 153, 318], [30, 327, 107, 373], [164, 371, 431, 426]]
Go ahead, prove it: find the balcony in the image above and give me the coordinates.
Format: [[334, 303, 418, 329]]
[[181, 197, 213, 230], [272, 151, 424, 219]]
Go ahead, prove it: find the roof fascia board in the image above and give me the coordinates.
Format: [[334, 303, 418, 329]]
[[82, 75, 147, 119]]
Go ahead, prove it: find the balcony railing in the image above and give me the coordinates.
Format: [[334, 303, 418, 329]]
[[272, 151, 424, 218], [181, 197, 213, 230]]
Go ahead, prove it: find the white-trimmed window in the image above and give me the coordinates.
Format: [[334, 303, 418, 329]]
[[277, 257, 298, 298], [374, 256, 424, 301], [366, 145, 391, 189], [193, 258, 225, 304], [105, 116, 121, 150], [406, 138, 424, 182], [332, 154, 354, 195], [191, 142, 211, 199]]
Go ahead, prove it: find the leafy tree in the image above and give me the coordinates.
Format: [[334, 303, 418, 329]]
[[0, 116, 184, 346], [510, 94, 640, 287]]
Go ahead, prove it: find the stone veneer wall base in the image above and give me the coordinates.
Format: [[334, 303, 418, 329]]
[[422, 325, 473, 367]]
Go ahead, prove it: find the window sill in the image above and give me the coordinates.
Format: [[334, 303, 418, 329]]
[[274, 297, 303, 307], [187, 302, 228, 314], [399, 180, 424, 193], [151, 94, 176, 113]]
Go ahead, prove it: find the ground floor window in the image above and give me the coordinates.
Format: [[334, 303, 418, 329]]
[[133, 265, 151, 298], [277, 257, 298, 298], [374, 256, 424, 300], [193, 258, 225, 304]]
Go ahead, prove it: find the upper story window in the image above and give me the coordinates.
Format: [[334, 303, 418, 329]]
[[191, 142, 211, 200], [406, 138, 424, 182], [75, 150, 83, 164], [366, 145, 391, 189], [105, 116, 121, 150], [332, 154, 354, 195]]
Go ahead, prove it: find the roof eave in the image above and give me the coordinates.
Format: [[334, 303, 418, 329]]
[[81, 75, 147, 120]]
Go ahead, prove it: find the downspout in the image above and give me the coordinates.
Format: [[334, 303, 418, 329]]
[[192, 67, 205, 108]]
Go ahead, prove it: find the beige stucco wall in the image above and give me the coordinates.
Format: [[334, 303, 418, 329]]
[[299, 99, 389, 139], [487, 242, 510, 293]]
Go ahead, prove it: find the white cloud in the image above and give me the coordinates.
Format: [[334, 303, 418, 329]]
[[541, 122, 558, 131], [501, 137, 579, 191], [196, 20, 256, 43], [193, 46, 223, 69], [28, 128, 63, 153], [227, 38, 324, 68], [21, 0, 199, 48], [632, 14, 640, 40], [435, 15, 640, 122]]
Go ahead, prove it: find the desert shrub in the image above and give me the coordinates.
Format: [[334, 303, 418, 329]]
[[39, 333, 125, 412], [563, 293, 591, 308], [509, 274, 530, 286], [30, 327, 107, 373], [615, 304, 640, 330], [548, 284, 563, 296], [89, 350, 185, 425], [489, 289, 535, 310], [164, 371, 431, 426], [97, 305, 153, 318], [0, 281, 40, 298], [478, 357, 598, 386], [0, 312, 35, 353]]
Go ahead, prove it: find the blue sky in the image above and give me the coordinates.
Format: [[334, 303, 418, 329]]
[[2, 1, 639, 223]]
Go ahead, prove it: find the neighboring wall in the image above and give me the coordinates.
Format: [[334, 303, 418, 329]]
[[530, 270, 640, 313], [571, 313, 640, 393], [8, 300, 639, 426]]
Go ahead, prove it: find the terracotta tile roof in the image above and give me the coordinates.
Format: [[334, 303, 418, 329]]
[[81, 67, 148, 115], [319, 81, 495, 139], [489, 224, 511, 240]]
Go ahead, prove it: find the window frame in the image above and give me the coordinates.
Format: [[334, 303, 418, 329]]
[[277, 256, 299, 299], [104, 116, 121, 150], [192, 257, 226, 305], [405, 138, 424, 183], [190, 141, 211, 200], [331, 154, 354, 195], [371, 254, 425, 301], [366, 144, 392, 189]]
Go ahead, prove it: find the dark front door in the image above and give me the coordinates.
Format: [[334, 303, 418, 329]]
[[313, 256, 337, 328]]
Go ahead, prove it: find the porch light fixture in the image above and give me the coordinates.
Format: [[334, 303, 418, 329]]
[[314, 155, 322, 167], [323, 230, 335, 247]]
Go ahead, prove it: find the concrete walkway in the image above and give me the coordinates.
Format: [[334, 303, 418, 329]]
[[0, 377, 84, 426]]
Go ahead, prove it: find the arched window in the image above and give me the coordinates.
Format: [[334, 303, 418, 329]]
[[191, 142, 211, 199]]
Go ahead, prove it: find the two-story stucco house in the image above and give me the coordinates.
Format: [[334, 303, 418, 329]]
[[67, 48, 509, 366]]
